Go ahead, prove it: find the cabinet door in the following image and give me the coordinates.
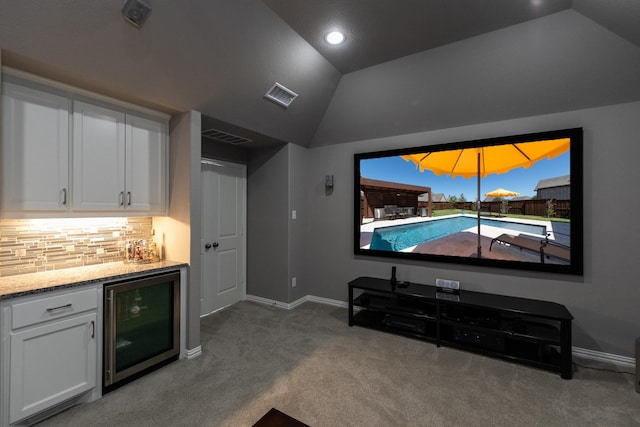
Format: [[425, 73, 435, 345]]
[[9, 312, 97, 423], [73, 101, 126, 211], [1, 82, 70, 212], [125, 114, 167, 213]]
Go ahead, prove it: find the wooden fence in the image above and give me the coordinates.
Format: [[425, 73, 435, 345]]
[[419, 199, 571, 218]]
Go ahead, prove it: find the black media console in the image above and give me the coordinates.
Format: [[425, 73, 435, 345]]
[[348, 277, 573, 379]]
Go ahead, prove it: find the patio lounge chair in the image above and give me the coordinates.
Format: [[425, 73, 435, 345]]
[[489, 233, 570, 263]]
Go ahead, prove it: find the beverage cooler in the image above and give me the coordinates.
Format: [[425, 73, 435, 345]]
[[103, 271, 180, 392]]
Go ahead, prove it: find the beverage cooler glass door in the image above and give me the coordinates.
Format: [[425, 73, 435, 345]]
[[104, 271, 180, 390]]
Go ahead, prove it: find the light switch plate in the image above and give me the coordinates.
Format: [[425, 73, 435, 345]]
[[325, 174, 334, 188]]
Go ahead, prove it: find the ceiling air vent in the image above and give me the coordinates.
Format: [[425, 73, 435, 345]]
[[264, 82, 298, 108], [202, 128, 252, 145]]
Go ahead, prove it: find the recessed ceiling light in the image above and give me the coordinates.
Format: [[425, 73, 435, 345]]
[[325, 31, 346, 45]]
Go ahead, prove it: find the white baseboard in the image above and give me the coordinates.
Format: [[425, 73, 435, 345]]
[[245, 294, 307, 309], [573, 346, 636, 369], [185, 345, 202, 360], [245, 294, 636, 369], [246, 294, 347, 309], [200, 303, 234, 318], [306, 295, 349, 308]]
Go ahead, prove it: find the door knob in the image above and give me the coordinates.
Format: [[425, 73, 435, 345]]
[[205, 243, 212, 249], [212, 242, 219, 248], [205, 242, 219, 250]]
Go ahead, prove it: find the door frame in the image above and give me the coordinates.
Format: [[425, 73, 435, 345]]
[[200, 158, 247, 317]]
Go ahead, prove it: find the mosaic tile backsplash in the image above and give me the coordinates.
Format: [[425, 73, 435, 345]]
[[0, 217, 154, 277]]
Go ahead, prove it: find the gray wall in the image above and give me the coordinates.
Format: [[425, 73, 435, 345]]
[[288, 143, 309, 302], [162, 110, 201, 351], [305, 101, 640, 358], [247, 144, 290, 302], [245, 142, 308, 304]]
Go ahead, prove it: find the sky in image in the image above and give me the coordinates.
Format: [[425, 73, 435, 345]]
[[360, 151, 570, 201]]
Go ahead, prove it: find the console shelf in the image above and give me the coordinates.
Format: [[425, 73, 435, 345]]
[[348, 277, 573, 379]]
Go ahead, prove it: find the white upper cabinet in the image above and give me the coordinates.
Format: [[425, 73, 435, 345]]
[[73, 102, 167, 214], [72, 101, 126, 211], [0, 73, 168, 217], [1, 82, 70, 212], [125, 114, 167, 212]]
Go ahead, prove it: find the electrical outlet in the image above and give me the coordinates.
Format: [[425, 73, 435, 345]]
[[292, 277, 297, 287]]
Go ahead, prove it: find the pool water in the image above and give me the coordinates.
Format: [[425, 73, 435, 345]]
[[369, 216, 547, 251]]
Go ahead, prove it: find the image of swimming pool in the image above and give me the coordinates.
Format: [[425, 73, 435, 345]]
[[369, 216, 547, 251]]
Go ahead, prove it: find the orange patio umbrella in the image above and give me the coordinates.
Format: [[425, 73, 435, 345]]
[[402, 138, 569, 257], [485, 188, 520, 198], [401, 138, 569, 178]]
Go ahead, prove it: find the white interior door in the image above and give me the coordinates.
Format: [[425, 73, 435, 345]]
[[200, 159, 246, 316]]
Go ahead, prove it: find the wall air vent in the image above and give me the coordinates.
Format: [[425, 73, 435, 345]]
[[202, 128, 252, 145], [264, 82, 298, 108]]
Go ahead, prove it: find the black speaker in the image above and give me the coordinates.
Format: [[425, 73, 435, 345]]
[[390, 266, 397, 291], [122, 0, 152, 28], [636, 337, 639, 393]]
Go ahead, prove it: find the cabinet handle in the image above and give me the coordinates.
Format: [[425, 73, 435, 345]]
[[127, 191, 132, 206], [90, 320, 95, 339], [120, 191, 124, 206], [46, 303, 72, 313], [62, 188, 67, 205]]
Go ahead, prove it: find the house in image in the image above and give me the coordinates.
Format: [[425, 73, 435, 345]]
[[535, 175, 571, 200]]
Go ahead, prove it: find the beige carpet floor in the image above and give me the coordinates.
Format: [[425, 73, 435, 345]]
[[38, 301, 639, 426]]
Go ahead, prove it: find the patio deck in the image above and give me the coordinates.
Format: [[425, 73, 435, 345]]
[[359, 215, 570, 264]]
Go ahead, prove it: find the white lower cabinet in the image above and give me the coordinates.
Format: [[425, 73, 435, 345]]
[[9, 312, 97, 424], [0, 287, 100, 426]]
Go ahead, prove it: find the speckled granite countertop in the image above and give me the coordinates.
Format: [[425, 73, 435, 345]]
[[0, 260, 188, 299]]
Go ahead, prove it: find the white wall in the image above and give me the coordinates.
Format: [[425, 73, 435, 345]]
[[305, 101, 640, 358]]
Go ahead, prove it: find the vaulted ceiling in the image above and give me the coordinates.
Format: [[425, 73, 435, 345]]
[[0, 0, 639, 149], [264, 0, 575, 74]]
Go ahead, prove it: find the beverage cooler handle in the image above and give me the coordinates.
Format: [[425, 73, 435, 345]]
[[105, 289, 116, 386]]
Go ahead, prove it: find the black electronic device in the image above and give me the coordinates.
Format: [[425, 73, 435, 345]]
[[382, 314, 426, 334], [390, 266, 397, 291], [453, 327, 505, 352], [353, 127, 584, 276]]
